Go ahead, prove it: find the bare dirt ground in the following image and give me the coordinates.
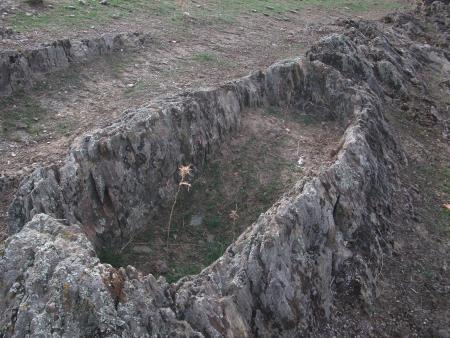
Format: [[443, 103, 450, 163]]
[[2, 0, 449, 337]]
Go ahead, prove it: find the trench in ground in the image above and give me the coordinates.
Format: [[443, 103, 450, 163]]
[[98, 107, 344, 283]]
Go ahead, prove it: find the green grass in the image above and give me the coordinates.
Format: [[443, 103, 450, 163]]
[[165, 263, 201, 283], [98, 247, 125, 267], [8, 0, 410, 33], [416, 164, 450, 237], [11, 0, 179, 32], [205, 215, 222, 230], [257, 179, 282, 204], [55, 120, 75, 136], [192, 52, 217, 62], [264, 106, 319, 125], [205, 240, 227, 263], [0, 91, 47, 136], [154, 119, 296, 282], [441, 169, 450, 236], [123, 79, 148, 97]]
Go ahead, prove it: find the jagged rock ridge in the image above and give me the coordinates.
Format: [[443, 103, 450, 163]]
[[0, 32, 148, 97], [1, 2, 448, 337]]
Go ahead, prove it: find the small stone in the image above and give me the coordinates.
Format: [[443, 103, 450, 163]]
[[46, 302, 56, 313], [99, 0, 108, 5], [206, 234, 215, 243], [15, 122, 27, 130], [153, 260, 168, 274], [190, 214, 204, 227], [67, 5, 77, 10], [132, 245, 152, 254]]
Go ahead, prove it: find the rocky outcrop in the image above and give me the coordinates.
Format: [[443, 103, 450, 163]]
[[0, 32, 148, 97], [1, 2, 449, 337], [7, 57, 358, 248]]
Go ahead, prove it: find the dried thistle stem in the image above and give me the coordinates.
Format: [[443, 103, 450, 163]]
[[166, 164, 192, 252]]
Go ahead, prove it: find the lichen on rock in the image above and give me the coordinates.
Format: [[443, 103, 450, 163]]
[[1, 2, 449, 337]]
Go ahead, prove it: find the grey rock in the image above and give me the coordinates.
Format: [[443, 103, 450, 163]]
[[0, 32, 149, 97], [189, 214, 204, 227], [132, 244, 152, 254], [1, 2, 449, 337]]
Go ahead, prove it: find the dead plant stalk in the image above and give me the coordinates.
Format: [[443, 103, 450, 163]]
[[166, 164, 192, 251]]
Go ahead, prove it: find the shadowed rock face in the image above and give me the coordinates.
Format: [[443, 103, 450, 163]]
[[1, 2, 449, 337], [0, 32, 148, 97]]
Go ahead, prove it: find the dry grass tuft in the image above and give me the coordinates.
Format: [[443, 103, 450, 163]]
[[229, 206, 239, 240], [177, 0, 189, 12]]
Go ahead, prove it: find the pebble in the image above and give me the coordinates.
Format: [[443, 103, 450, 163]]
[[132, 245, 152, 254], [46, 302, 56, 313], [190, 214, 204, 227], [15, 122, 27, 130], [153, 260, 168, 274]]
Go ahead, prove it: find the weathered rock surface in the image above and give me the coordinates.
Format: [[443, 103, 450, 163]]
[[1, 2, 449, 337], [8, 56, 358, 248], [0, 32, 148, 97]]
